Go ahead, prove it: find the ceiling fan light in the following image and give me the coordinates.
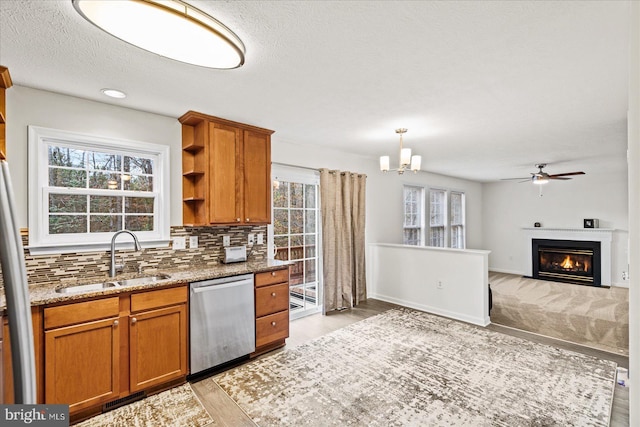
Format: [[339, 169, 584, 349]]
[[532, 176, 549, 185], [380, 156, 390, 172], [73, 0, 245, 69]]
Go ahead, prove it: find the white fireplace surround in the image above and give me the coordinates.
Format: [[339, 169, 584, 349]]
[[522, 227, 613, 286]]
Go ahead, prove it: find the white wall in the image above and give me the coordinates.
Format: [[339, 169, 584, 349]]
[[627, 2, 639, 424], [272, 138, 484, 249], [482, 170, 629, 287], [6, 86, 485, 277], [6, 85, 182, 228], [368, 243, 490, 326]]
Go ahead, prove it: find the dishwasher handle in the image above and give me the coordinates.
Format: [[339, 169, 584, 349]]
[[191, 278, 254, 293]]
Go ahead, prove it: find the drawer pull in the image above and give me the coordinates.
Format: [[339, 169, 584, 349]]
[[131, 317, 137, 324], [246, 218, 250, 222], [271, 321, 277, 326], [271, 272, 276, 276], [236, 218, 241, 222], [113, 320, 119, 327], [271, 292, 276, 297]]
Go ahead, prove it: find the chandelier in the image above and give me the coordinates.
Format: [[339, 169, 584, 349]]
[[379, 128, 421, 174]]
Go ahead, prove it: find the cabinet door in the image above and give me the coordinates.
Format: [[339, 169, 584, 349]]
[[243, 130, 271, 224], [209, 122, 241, 224], [129, 304, 187, 392], [45, 317, 120, 412]]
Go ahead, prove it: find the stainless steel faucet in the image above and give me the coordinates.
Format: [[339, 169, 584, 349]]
[[110, 230, 142, 277]]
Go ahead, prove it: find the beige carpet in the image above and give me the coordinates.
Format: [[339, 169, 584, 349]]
[[490, 272, 629, 355], [76, 383, 213, 427], [213, 308, 616, 426]]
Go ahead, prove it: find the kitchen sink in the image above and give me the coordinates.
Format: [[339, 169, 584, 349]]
[[55, 274, 171, 294], [55, 282, 118, 294], [115, 274, 171, 287]]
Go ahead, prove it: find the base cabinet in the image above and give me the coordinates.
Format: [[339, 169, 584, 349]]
[[43, 286, 188, 418], [129, 293, 187, 392], [45, 317, 120, 412], [254, 268, 290, 355]]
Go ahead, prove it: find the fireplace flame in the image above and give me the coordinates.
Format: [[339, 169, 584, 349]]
[[561, 256, 574, 269]]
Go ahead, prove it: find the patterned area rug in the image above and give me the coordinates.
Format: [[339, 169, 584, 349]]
[[214, 308, 616, 426], [489, 272, 629, 355], [76, 383, 213, 427]]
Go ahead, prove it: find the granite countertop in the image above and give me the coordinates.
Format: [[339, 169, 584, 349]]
[[0, 259, 290, 311]]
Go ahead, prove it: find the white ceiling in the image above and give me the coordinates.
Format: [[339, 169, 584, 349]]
[[0, 0, 630, 182]]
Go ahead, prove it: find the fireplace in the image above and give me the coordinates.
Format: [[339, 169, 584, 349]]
[[532, 239, 601, 286]]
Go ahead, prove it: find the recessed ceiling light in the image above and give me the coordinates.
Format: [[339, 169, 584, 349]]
[[101, 88, 127, 98], [72, 0, 245, 69]]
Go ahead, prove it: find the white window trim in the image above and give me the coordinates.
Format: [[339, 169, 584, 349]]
[[403, 185, 425, 246], [28, 126, 171, 254], [428, 187, 448, 247], [449, 190, 466, 249]]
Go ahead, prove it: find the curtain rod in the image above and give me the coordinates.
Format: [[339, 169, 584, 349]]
[[271, 162, 319, 172]]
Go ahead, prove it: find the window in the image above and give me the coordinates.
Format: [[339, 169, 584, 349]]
[[403, 186, 424, 245], [28, 126, 170, 253], [429, 189, 446, 247], [450, 191, 465, 249]]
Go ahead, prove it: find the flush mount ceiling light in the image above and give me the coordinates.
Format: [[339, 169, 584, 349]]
[[72, 0, 245, 69], [101, 88, 127, 98], [379, 128, 422, 174]]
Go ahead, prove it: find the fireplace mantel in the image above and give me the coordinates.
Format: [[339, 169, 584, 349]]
[[522, 227, 613, 286]]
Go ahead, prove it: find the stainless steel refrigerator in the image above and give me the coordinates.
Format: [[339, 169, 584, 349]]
[[0, 159, 36, 403]]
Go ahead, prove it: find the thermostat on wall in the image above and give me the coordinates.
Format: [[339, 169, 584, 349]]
[[583, 219, 599, 228]]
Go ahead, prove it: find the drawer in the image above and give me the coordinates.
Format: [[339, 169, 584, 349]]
[[256, 310, 289, 348], [45, 297, 119, 330], [255, 283, 289, 317], [255, 268, 289, 287], [131, 286, 187, 313]]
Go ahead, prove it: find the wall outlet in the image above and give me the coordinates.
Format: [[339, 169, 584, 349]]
[[248, 233, 255, 245], [189, 236, 198, 249], [436, 281, 444, 289], [172, 237, 186, 250], [223, 235, 230, 247], [257, 232, 264, 245]]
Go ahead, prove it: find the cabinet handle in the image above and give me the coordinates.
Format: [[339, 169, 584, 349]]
[[113, 320, 119, 327], [131, 317, 137, 324], [271, 271, 276, 276], [271, 321, 277, 326], [246, 218, 250, 222], [271, 292, 276, 297], [236, 218, 241, 222]]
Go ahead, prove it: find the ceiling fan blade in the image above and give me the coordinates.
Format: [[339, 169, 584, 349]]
[[548, 176, 571, 180], [518, 179, 532, 183], [500, 177, 530, 181], [548, 171, 585, 178]]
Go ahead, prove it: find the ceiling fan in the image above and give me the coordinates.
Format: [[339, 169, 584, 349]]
[[502, 164, 585, 184]]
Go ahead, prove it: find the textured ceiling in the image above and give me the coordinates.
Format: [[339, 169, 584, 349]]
[[0, 0, 630, 181]]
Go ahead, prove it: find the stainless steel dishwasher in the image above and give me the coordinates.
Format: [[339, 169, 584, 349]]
[[189, 274, 255, 376]]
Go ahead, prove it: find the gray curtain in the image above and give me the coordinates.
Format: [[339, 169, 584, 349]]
[[319, 169, 367, 313]]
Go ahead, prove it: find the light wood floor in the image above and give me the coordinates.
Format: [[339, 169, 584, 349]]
[[191, 299, 629, 427]]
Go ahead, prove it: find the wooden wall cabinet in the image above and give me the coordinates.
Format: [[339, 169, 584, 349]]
[[253, 268, 290, 355], [179, 111, 274, 226], [42, 286, 188, 417], [0, 65, 13, 160]]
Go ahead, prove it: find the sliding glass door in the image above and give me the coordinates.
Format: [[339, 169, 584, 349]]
[[270, 166, 322, 319]]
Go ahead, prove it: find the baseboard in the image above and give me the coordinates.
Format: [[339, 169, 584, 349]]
[[369, 292, 490, 327], [489, 268, 526, 276]]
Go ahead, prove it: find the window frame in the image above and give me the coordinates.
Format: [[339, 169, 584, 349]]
[[428, 188, 447, 247], [28, 126, 170, 254], [449, 191, 466, 249], [402, 185, 424, 246]]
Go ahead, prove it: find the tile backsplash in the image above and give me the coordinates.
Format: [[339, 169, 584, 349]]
[[0, 225, 267, 288]]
